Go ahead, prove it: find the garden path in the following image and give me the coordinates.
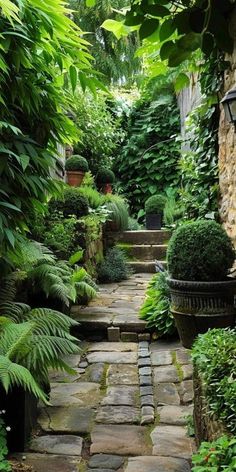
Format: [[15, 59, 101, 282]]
[[12, 275, 195, 472]]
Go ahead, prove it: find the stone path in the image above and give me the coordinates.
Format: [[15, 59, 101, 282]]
[[12, 275, 195, 472]]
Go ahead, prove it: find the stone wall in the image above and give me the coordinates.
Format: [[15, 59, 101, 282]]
[[219, 18, 236, 244]]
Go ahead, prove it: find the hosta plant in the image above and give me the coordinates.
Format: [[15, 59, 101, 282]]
[[192, 435, 236, 471]]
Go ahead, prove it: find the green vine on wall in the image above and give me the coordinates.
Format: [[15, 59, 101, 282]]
[[179, 52, 225, 221]]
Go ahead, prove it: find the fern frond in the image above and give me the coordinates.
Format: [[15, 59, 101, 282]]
[[26, 308, 78, 337], [0, 302, 30, 321], [0, 355, 48, 403], [76, 281, 97, 299], [9, 240, 56, 269], [0, 273, 17, 304]]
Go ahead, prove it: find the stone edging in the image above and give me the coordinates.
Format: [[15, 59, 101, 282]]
[[138, 341, 155, 425]]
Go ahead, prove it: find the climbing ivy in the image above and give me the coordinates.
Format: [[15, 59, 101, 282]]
[[179, 52, 224, 220], [114, 84, 180, 216]]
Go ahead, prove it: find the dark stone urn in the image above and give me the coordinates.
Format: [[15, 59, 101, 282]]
[[167, 277, 236, 348]]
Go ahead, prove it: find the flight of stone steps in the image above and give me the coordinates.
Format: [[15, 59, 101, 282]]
[[107, 229, 170, 273]]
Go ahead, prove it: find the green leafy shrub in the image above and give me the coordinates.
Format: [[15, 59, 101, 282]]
[[167, 220, 235, 281], [139, 272, 176, 337], [145, 195, 166, 215], [102, 194, 129, 231], [192, 435, 236, 471], [128, 217, 142, 230], [192, 328, 236, 434], [0, 412, 11, 472], [65, 155, 89, 172], [49, 187, 89, 218], [79, 186, 103, 209], [96, 168, 116, 184], [98, 247, 131, 283], [44, 216, 79, 259]]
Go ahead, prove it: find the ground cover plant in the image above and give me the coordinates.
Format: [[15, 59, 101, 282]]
[[192, 435, 236, 471], [139, 271, 176, 337], [192, 328, 236, 435]]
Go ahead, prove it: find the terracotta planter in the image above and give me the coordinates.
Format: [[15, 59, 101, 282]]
[[146, 213, 162, 230], [66, 170, 85, 187], [168, 277, 236, 348]]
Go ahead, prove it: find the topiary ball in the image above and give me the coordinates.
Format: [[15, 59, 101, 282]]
[[65, 155, 89, 172], [145, 195, 166, 214], [167, 220, 235, 281], [49, 187, 89, 218], [96, 168, 115, 184]]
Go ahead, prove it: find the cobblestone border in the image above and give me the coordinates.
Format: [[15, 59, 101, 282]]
[[138, 341, 155, 425]]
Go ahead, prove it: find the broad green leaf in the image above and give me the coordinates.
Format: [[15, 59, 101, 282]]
[[160, 40, 175, 60], [125, 12, 143, 27], [69, 250, 84, 265], [86, 0, 96, 6], [142, 5, 169, 17], [159, 18, 176, 41], [69, 65, 77, 93], [174, 73, 190, 92], [102, 19, 128, 39], [139, 19, 159, 40]]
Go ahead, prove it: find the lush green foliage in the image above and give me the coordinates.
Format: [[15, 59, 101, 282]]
[[65, 156, 89, 172], [43, 216, 79, 259], [0, 0, 99, 262], [179, 53, 223, 221], [192, 436, 236, 471], [192, 435, 236, 472], [79, 186, 104, 209], [103, 1, 235, 71], [145, 195, 166, 214], [98, 247, 131, 282], [128, 217, 142, 230], [114, 89, 180, 216], [167, 221, 235, 281], [96, 168, 116, 184], [70, 0, 140, 84], [49, 188, 89, 218], [139, 271, 176, 337], [192, 328, 236, 434], [73, 92, 124, 174], [0, 413, 11, 472], [102, 194, 129, 231]]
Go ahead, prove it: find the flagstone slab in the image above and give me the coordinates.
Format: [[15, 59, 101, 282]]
[[107, 364, 139, 385], [150, 351, 172, 366], [10, 454, 81, 472], [88, 454, 125, 470], [96, 406, 140, 424], [49, 368, 83, 383], [38, 406, 94, 433], [179, 380, 194, 404], [157, 405, 193, 425], [151, 425, 193, 459], [30, 435, 83, 456], [153, 366, 179, 383], [112, 315, 146, 332], [101, 386, 139, 406], [91, 425, 151, 455], [175, 350, 191, 365], [182, 364, 193, 380], [88, 342, 138, 352], [48, 382, 101, 407], [155, 383, 180, 406], [87, 352, 137, 364], [150, 341, 181, 352], [125, 456, 191, 472], [72, 313, 114, 328]]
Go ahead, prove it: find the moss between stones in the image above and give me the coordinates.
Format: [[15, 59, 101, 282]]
[[100, 363, 109, 393], [171, 351, 184, 382]]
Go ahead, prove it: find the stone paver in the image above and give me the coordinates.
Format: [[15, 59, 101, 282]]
[[87, 351, 137, 364], [30, 435, 83, 455], [32, 274, 195, 472], [107, 364, 138, 385], [151, 425, 193, 459], [91, 425, 151, 455], [125, 456, 191, 472]]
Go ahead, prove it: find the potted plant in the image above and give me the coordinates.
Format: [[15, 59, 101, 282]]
[[96, 168, 115, 194], [65, 155, 89, 187], [167, 220, 236, 348], [145, 195, 166, 230]]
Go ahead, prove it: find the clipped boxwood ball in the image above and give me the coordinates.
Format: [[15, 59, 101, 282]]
[[49, 187, 89, 218], [96, 168, 115, 184], [167, 220, 235, 281], [65, 155, 89, 172], [145, 195, 166, 214]]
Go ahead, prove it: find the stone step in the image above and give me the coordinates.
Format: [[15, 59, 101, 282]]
[[122, 244, 167, 261], [106, 230, 170, 246], [128, 261, 167, 274]]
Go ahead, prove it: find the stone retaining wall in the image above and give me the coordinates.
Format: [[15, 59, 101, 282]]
[[219, 12, 236, 245], [193, 368, 227, 447]]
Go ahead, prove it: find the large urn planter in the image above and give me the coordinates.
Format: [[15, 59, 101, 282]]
[[65, 155, 89, 187], [168, 277, 236, 348]]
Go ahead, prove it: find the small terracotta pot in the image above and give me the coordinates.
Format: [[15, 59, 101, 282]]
[[101, 183, 112, 194], [66, 171, 85, 187]]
